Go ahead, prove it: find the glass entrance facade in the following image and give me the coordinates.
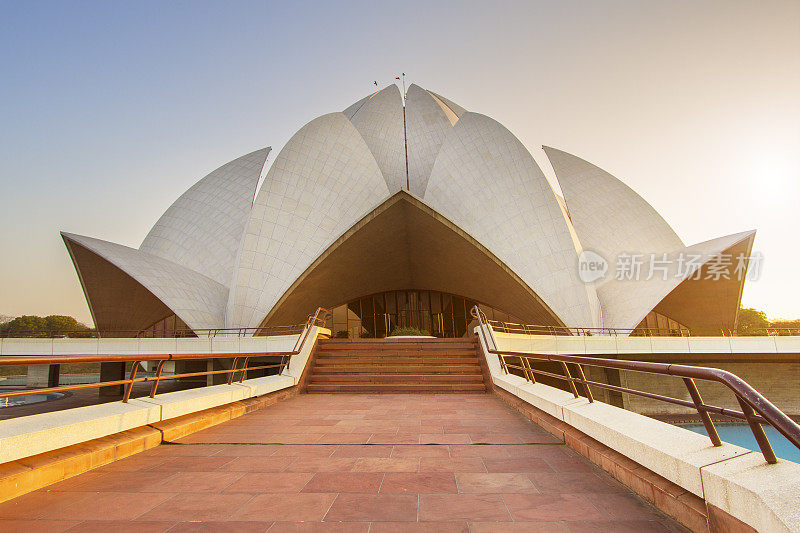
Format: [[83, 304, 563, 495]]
[[330, 290, 524, 338]]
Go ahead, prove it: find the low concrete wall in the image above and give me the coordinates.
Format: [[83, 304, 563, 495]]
[[0, 327, 327, 465], [0, 333, 304, 357], [479, 327, 800, 532], [492, 331, 800, 416]]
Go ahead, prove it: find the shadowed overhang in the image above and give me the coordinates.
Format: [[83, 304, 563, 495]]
[[63, 237, 177, 336], [648, 233, 756, 332], [260, 191, 565, 328]]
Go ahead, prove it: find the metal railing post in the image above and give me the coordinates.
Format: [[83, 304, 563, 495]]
[[737, 397, 778, 464], [227, 357, 240, 385], [122, 361, 141, 403], [150, 359, 167, 398], [521, 357, 535, 383], [683, 378, 720, 446], [559, 361, 580, 398], [574, 363, 594, 403], [524, 357, 537, 383], [239, 357, 250, 383]]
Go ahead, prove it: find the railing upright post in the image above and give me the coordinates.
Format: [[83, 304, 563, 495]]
[[682, 378, 720, 446], [521, 357, 535, 383], [239, 356, 250, 383], [574, 364, 594, 403], [736, 397, 778, 464], [123, 361, 141, 403], [559, 362, 580, 398], [228, 357, 240, 385], [150, 359, 167, 398]]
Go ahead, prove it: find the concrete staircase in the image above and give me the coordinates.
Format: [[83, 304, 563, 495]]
[[306, 337, 487, 393]]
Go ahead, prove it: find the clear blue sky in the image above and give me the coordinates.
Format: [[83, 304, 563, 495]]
[[1, 0, 798, 325]]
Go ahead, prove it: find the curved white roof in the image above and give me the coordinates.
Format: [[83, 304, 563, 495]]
[[405, 84, 454, 197], [428, 90, 466, 120], [140, 148, 269, 287], [346, 85, 406, 193], [62, 82, 753, 335], [543, 146, 684, 265], [226, 112, 390, 328], [343, 92, 374, 119], [597, 230, 756, 330], [62, 232, 228, 331], [423, 112, 598, 328]]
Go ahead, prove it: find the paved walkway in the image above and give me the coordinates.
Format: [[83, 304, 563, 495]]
[[0, 394, 684, 532]]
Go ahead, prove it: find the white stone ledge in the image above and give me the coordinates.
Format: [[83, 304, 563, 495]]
[[0, 329, 328, 466], [560, 395, 750, 496], [232, 374, 295, 397], [494, 373, 751, 496], [702, 452, 800, 532], [0, 332, 307, 357], [0, 376, 294, 466], [481, 328, 800, 532], [489, 330, 800, 356], [136, 384, 252, 420], [0, 399, 161, 464]]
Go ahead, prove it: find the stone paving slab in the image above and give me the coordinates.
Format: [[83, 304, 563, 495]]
[[0, 393, 687, 531]]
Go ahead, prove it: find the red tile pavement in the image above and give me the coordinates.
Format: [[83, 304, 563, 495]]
[[0, 393, 685, 531]]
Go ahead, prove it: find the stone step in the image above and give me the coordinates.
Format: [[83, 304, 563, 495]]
[[313, 358, 480, 366], [314, 353, 479, 360], [312, 365, 482, 374], [307, 338, 486, 394], [316, 347, 478, 356], [305, 383, 487, 393], [309, 373, 485, 383], [318, 342, 476, 350]]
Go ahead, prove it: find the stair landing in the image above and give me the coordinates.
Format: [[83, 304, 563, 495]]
[[0, 393, 683, 530]]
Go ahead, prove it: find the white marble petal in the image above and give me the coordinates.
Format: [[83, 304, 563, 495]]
[[227, 112, 390, 328], [347, 85, 407, 193], [63, 232, 228, 331], [140, 148, 269, 287], [405, 84, 454, 197], [428, 90, 467, 118], [424, 112, 598, 328], [543, 146, 683, 267], [597, 231, 756, 330], [343, 92, 374, 119]]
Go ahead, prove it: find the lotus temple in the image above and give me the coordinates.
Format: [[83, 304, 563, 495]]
[[1, 82, 797, 532], [61, 83, 755, 338]]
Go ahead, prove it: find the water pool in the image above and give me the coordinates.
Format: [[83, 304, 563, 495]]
[[0, 392, 64, 408], [680, 423, 800, 463]]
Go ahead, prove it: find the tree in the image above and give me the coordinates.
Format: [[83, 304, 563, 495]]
[[769, 318, 800, 334], [737, 307, 770, 334], [0, 315, 92, 337]]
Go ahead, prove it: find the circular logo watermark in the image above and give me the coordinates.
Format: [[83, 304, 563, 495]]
[[578, 250, 608, 283]]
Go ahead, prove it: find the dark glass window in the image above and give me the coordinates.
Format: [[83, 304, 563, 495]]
[[330, 290, 525, 339]]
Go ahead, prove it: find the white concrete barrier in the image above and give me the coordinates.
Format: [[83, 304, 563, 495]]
[[0, 399, 161, 463], [0, 327, 328, 466], [0, 332, 307, 357], [487, 330, 800, 356], [478, 327, 800, 533], [136, 384, 252, 420]]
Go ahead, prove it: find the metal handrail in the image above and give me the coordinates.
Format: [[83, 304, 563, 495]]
[[471, 305, 800, 464], [0, 307, 331, 404], [483, 318, 800, 338]]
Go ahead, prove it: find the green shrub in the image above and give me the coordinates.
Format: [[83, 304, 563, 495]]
[[334, 330, 349, 339], [388, 326, 430, 337]]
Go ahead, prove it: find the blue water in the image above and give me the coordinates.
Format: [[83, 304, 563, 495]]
[[680, 423, 800, 463], [0, 392, 64, 408]]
